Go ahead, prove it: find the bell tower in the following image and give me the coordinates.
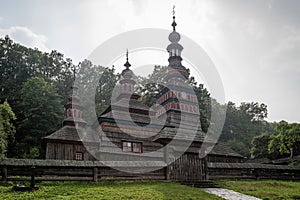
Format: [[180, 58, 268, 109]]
[[156, 13, 200, 129], [63, 67, 86, 127]]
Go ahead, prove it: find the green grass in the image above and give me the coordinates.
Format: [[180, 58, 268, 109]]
[[215, 179, 300, 200], [0, 181, 222, 200]]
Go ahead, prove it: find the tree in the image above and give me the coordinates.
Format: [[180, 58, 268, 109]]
[[220, 101, 273, 158], [74, 60, 120, 122], [239, 102, 268, 121], [0, 100, 16, 158], [138, 65, 166, 107], [269, 121, 300, 158], [194, 83, 211, 133], [17, 77, 63, 158], [0, 36, 75, 157], [251, 132, 279, 159], [95, 65, 119, 115], [0, 36, 74, 105]]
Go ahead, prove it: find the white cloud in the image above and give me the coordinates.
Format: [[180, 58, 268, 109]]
[[0, 26, 49, 52]]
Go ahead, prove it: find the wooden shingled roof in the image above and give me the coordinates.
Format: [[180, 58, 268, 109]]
[[209, 143, 243, 158], [44, 125, 99, 143], [100, 98, 161, 126], [153, 126, 205, 142]]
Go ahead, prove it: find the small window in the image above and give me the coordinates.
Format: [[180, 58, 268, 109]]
[[75, 152, 83, 160], [132, 143, 142, 153], [122, 141, 132, 152], [122, 141, 142, 153]]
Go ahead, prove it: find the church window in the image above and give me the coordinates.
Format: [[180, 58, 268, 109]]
[[122, 141, 142, 153], [75, 151, 83, 160], [122, 141, 131, 152], [132, 142, 142, 153]]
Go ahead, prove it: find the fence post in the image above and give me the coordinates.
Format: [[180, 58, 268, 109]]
[[1, 167, 7, 182], [164, 146, 170, 180], [93, 167, 98, 182], [30, 166, 36, 188], [204, 157, 208, 180]]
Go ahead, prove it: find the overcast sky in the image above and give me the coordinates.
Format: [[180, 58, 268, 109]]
[[1, 0, 299, 123]]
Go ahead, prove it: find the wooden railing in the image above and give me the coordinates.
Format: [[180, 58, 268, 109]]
[[0, 159, 166, 183], [1, 159, 299, 185], [208, 163, 300, 180]]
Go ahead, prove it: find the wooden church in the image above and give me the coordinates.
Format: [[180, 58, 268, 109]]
[[44, 14, 243, 181]]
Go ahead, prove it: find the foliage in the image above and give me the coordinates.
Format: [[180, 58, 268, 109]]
[[0, 100, 16, 158], [239, 102, 268, 121], [0, 36, 73, 104], [251, 132, 279, 159], [288, 157, 300, 167], [0, 36, 73, 157], [138, 65, 166, 107], [0, 181, 222, 200], [269, 121, 300, 158], [75, 60, 120, 122], [216, 179, 300, 200], [95, 65, 119, 115], [17, 77, 63, 158], [220, 101, 274, 158], [194, 83, 211, 133]]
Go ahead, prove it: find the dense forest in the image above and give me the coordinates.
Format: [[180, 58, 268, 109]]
[[0, 36, 299, 163]]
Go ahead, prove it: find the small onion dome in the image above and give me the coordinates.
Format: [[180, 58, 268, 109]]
[[169, 31, 181, 43], [167, 42, 183, 53], [121, 68, 134, 80]]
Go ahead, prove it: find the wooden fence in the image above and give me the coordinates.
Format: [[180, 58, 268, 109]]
[[208, 163, 300, 180], [1, 159, 300, 184], [0, 159, 167, 183]]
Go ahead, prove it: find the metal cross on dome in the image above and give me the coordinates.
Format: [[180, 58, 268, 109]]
[[172, 5, 175, 16]]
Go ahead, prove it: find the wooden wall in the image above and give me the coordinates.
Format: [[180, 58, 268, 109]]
[[45, 142, 95, 161]]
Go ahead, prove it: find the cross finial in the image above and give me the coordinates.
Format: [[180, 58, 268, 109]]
[[124, 49, 131, 70], [171, 5, 177, 31], [172, 5, 175, 17]]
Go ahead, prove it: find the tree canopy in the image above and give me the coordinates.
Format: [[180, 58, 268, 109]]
[[17, 77, 63, 158], [269, 121, 300, 158], [0, 100, 16, 158]]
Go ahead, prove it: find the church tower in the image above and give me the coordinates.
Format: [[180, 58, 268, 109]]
[[156, 14, 200, 129], [63, 75, 86, 127], [115, 49, 140, 101]]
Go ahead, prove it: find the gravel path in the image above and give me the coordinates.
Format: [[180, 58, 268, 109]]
[[203, 188, 261, 200]]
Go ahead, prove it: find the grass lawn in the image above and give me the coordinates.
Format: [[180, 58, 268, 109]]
[[215, 179, 300, 200], [0, 181, 222, 200]]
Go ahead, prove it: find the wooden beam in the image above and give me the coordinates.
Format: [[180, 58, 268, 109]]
[[1, 167, 7, 182], [93, 167, 98, 182]]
